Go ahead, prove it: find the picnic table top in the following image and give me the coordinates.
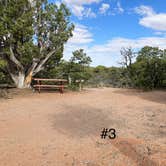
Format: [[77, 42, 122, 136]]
[[33, 78, 68, 82], [33, 85, 68, 87]]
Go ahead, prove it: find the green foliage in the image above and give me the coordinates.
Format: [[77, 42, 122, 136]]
[[68, 49, 92, 82], [0, 59, 7, 83], [0, 59, 7, 68], [0, 0, 74, 87], [131, 46, 166, 89], [70, 49, 92, 65], [37, 49, 92, 90], [32, 1, 74, 59], [87, 66, 110, 86], [0, 0, 34, 64], [87, 66, 129, 88], [87, 46, 166, 90], [36, 60, 68, 78]]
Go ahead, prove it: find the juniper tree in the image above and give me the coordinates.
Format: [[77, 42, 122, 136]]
[[0, 0, 74, 88]]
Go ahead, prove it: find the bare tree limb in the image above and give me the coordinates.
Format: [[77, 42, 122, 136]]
[[26, 59, 38, 76], [33, 49, 56, 74], [9, 45, 24, 70]]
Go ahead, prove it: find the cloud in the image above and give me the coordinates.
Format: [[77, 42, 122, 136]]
[[109, 1, 124, 15], [71, 5, 85, 17], [63, 0, 100, 5], [62, 0, 99, 18], [64, 23, 93, 62], [99, 3, 110, 14], [89, 37, 166, 53], [154, 31, 166, 36], [134, 5, 166, 31], [134, 5, 155, 16], [89, 37, 166, 66], [70, 6, 96, 18], [116, 1, 124, 13], [68, 24, 93, 44], [64, 32, 166, 66], [140, 14, 166, 31], [84, 8, 96, 18]]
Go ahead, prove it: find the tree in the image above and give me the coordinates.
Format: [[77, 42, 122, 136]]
[[36, 49, 92, 86], [91, 65, 110, 86], [68, 49, 92, 83], [0, 0, 74, 88], [120, 47, 135, 68], [133, 46, 166, 89], [119, 47, 136, 87]]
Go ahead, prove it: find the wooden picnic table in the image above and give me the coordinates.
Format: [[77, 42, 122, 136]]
[[32, 78, 68, 93]]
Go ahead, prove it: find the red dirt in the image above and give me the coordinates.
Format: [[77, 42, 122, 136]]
[[0, 88, 165, 166]]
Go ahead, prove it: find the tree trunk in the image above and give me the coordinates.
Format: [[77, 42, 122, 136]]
[[17, 72, 25, 88], [11, 72, 32, 89], [7, 49, 57, 88]]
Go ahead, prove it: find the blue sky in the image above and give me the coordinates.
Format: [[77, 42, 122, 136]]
[[50, 0, 166, 66]]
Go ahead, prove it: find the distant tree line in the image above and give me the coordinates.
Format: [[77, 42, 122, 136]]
[[0, 46, 166, 90], [87, 46, 166, 90]]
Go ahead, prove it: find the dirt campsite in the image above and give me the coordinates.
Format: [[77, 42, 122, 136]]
[[0, 88, 165, 166]]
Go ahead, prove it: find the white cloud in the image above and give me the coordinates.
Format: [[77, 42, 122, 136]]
[[99, 3, 110, 14], [64, 24, 93, 61], [89, 37, 166, 53], [66, 24, 93, 45], [64, 34, 166, 66], [116, 1, 124, 13], [63, 24, 92, 62], [62, 0, 99, 18], [135, 5, 166, 31], [140, 14, 166, 31], [134, 5, 155, 16], [154, 31, 166, 36], [71, 5, 84, 17], [84, 8, 96, 18], [63, 0, 100, 6], [69, 5, 96, 18]]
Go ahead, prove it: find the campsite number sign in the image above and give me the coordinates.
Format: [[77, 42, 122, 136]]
[[100, 128, 116, 139]]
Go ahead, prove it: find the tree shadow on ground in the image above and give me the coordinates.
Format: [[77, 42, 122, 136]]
[[113, 89, 166, 105], [50, 103, 160, 166], [50, 104, 158, 166], [51, 105, 125, 138]]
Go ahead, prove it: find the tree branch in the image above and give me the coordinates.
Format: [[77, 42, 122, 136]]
[[9, 45, 24, 70], [6, 65, 18, 84], [27, 59, 38, 76], [33, 50, 56, 74]]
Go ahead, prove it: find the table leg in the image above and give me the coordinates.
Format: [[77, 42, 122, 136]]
[[60, 81, 63, 93], [37, 80, 41, 93], [39, 80, 41, 93]]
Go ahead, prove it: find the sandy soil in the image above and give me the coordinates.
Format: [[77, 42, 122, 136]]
[[0, 88, 165, 166]]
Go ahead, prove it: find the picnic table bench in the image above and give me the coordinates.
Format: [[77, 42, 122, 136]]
[[0, 84, 16, 89], [32, 78, 68, 93]]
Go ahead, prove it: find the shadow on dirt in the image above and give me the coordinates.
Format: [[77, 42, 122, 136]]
[[113, 89, 166, 105], [51, 105, 125, 138]]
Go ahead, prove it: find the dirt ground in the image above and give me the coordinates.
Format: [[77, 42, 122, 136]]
[[0, 88, 165, 166]]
